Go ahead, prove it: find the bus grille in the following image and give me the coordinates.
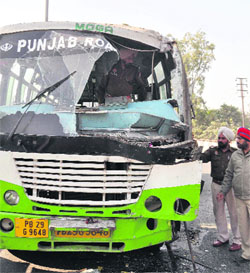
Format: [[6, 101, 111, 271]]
[[13, 153, 151, 207]]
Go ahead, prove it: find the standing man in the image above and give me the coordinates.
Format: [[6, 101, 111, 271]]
[[217, 127, 250, 262], [201, 127, 241, 251]]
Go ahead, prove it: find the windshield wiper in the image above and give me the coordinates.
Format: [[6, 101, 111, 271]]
[[22, 70, 76, 108], [7, 71, 76, 141]]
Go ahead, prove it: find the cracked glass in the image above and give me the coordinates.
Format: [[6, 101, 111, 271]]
[[0, 30, 118, 112]]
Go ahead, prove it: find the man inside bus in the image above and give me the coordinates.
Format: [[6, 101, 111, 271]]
[[97, 48, 147, 104]]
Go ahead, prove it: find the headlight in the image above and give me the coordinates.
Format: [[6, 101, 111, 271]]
[[0, 218, 14, 232], [4, 190, 20, 205]]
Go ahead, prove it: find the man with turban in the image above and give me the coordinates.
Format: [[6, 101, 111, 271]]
[[218, 127, 250, 263], [201, 127, 241, 251]]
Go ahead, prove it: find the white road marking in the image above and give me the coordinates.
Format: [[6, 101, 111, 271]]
[[0, 249, 89, 272]]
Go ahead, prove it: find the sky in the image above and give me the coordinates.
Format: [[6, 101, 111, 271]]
[[0, 0, 250, 112]]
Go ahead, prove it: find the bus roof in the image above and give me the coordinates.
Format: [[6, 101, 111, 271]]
[[0, 21, 172, 52]]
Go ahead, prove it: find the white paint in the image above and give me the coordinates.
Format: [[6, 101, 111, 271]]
[[0, 151, 21, 186], [1, 151, 202, 197], [144, 160, 202, 190]]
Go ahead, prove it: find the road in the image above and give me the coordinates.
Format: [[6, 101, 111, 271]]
[[0, 166, 249, 273]]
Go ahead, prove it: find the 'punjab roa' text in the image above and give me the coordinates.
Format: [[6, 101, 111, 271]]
[[16, 36, 114, 53]]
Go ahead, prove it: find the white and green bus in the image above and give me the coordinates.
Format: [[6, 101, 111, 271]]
[[0, 22, 202, 252]]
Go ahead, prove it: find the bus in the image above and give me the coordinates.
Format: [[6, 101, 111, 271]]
[[0, 22, 202, 252]]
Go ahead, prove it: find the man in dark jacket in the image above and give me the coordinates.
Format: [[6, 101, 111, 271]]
[[97, 48, 147, 104], [218, 127, 250, 262], [201, 127, 241, 251]]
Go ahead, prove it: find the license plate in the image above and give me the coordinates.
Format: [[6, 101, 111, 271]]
[[54, 229, 111, 238], [15, 218, 49, 238]]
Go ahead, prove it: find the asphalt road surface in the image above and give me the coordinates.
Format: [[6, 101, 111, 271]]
[[1, 166, 249, 273]]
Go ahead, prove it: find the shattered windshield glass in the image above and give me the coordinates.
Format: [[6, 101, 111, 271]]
[[0, 30, 118, 112]]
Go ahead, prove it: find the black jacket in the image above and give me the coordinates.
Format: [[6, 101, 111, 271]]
[[201, 146, 236, 183], [97, 61, 147, 104]]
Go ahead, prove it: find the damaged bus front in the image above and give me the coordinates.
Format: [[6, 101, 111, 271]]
[[0, 22, 202, 252]]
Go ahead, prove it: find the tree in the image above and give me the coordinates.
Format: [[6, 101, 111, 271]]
[[193, 104, 244, 140], [217, 104, 242, 127], [177, 30, 215, 100], [245, 112, 250, 128]]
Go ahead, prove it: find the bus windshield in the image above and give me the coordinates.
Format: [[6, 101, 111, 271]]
[[0, 30, 118, 112]]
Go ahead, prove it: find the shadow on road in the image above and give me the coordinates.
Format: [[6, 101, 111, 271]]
[[9, 247, 173, 273]]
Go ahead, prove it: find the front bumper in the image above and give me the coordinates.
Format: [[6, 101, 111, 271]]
[[0, 212, 172, 252]]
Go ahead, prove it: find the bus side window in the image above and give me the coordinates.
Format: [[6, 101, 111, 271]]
[[147, 60, 168, 101], [154, 61, 168, 100]]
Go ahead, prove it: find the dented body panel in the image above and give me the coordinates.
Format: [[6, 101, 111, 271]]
[[0, 22, 202, 252]]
